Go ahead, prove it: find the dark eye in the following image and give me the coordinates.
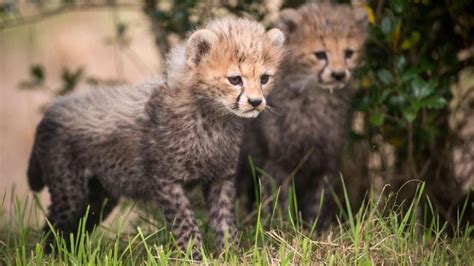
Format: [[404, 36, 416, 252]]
[[260, 74, 270, 85], [314, 51, 327, 60], [345, 49, 354, 59], [228, 76, 242, 85]]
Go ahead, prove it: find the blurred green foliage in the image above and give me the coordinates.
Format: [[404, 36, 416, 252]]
[[355, 0, 473, 183]]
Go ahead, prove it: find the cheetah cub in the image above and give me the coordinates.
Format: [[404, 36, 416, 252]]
[[27, 18, 285, 257], [237, 2, 368, 228]]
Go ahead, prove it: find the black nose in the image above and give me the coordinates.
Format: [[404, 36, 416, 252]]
[[248, 98, 262, 108], [331, 71, 346, 81]]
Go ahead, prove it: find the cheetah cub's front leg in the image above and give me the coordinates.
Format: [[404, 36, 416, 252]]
[[205, 177, 238, 249], [154, 182, 202, 258]]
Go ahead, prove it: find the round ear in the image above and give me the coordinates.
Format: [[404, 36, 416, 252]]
[[276, 8, 302, 35], [351, 0, 365, 6], [353, 7, 369, 26], [266, 28, 285, 47], [185, 29, 218, 67]]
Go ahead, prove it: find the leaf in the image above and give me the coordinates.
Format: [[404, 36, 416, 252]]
[[19, 64, 45, 90], [30, 65, 45, 84], [400, 68, 419, 82], [395, 55, 407, 70], [376, 69, 394, 85], [370, 113, 385, 126], [363, 4, 376, 25], [0, 3, 14, 14], [389, 95, 405, 106], [401, 31, 421, 50], [391, 22, 402, 49], [400, 39, 412, 50], [411, 77, 438, 99], [379, 90, 392, 103], [116, 23, 127, 37], [381, 16, 394, 36], [387, 136, 404, 148], [390, 0, 409, 13], [403, 109, 417, 123], [420, 96, 447, 109], [420, 58, 437, 74], [410, 31, 420, 44], [360, 75, 372, 89], [57, 67, 84, 96]]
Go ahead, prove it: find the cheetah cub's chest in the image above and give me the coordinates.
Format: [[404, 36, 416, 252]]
[[191, 121, 243, 181]]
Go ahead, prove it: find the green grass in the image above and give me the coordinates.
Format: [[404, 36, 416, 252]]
[[1, 182, 473, 265]]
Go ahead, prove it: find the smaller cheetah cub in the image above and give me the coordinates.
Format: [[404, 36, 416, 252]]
[[237, 2, 368, 229], [27, 18, 285, 257]]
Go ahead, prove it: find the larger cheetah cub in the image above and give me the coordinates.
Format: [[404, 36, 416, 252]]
[[27, 18, 285, 257], [237, 2, 368, 229]]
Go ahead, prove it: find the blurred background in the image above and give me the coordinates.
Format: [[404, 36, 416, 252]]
[[1, 0, 473, 227], [0, 1, 162, 210]]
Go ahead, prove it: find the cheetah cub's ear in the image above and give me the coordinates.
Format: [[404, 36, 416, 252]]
[[186, 29, 218, 67], [351, 0, 369, 27], [266, 28, 285, 47], [353, 7, 369, 26], [276, 9, 302, 36]]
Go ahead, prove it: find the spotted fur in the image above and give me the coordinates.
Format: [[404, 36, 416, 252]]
[[27, 17, 285, 258], [237, 2, 368, 229]]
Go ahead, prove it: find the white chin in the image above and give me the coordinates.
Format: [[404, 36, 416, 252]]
[[230, 109, 261, 118], [320, 82, 346, 90]]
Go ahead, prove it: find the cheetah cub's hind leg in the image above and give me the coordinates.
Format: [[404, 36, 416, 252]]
[[43, 173, 117, 253], [42, 165, 89, 253], [84, 177, 118, 232], [301, 176, 338, 234], [259, 160, 293, 219]]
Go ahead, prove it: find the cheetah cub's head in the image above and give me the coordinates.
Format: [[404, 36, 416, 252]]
[[277, 2, 368, 91], [167, 18, 285, 118]]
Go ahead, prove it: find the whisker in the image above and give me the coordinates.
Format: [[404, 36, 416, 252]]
[[263, 104, 279, 116]]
